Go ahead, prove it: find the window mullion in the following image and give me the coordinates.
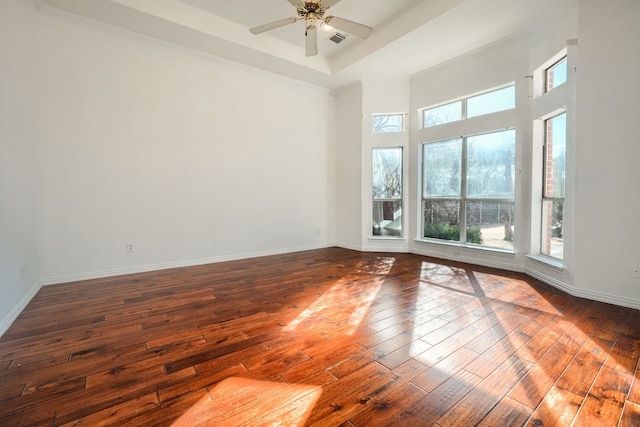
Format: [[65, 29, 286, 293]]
[[460, 137, 468, 244]]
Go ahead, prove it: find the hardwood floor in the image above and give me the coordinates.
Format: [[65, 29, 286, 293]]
[[1, 247, 640, 426]]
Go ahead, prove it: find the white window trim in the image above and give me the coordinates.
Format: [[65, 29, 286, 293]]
[[419, 82, 515, 129]]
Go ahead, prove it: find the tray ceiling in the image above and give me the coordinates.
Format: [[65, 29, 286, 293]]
[[38, 0, 571, 89]]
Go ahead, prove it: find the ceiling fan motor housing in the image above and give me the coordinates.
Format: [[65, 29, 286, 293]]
[[298, 2, 326, 24]]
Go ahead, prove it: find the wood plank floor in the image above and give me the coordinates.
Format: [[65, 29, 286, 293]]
[[1, 247, 640, 426]]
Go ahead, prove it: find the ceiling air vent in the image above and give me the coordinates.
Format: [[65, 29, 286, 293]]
[[327, 32, 347, 45]]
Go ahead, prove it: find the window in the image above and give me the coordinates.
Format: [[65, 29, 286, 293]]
[[423, 101, 462, 128], [467, 85, 515, 118], [372, 114, 404, 133], [541, 112, 566, 259], [422, 84, 514, 128], [422, 129, 515, 249], [372, 147, 403, 237], [546, 57, 567, 92]]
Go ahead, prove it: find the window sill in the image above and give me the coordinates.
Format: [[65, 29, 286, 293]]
[[413, 238, 515, 256], [369, 236, 406, 241]]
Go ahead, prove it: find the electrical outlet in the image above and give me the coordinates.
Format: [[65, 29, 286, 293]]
[[125, 243, 134, 253], [632, 265, 640, 279]]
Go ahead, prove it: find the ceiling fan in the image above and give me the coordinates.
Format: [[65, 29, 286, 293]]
[[249, 0, 373, 57]]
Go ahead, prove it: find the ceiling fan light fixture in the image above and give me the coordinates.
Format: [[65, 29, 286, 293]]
[[324, 15, 372, 39], [249, 0, 373, 57]]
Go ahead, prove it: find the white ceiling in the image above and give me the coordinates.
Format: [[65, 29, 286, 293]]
[[38, 0, 561, 89], [180, 0, 425, 59]]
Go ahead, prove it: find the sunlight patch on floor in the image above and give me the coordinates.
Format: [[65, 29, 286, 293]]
[[171, 377, 322, 427], [419, 262, 471, 292], [284, 257, 395, 334]]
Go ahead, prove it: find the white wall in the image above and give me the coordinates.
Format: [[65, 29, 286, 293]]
[[573, 0, 640, 306], [34, 6, 335, 283], [334, 83, 363, 250], [0, 0, 336, 327], [0, 1, 43, 334]]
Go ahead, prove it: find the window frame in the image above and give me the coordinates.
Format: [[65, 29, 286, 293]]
[[467, 85, 516, 119], [421, 100, 463, 128], [420, 83, 515, 129], [371, 146, 404, 238], [371, 113, 405, 134], [532, 47, 569, 98], [540, 111, 566, 260], [530, 44, 574, 267], [545, 56, 568, 92], [420, 129, 516, 250]]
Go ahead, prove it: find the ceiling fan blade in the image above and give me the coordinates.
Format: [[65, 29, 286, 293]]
[[285, 0, 300, 6], [324, 16, 372, 39], [250, 17, 297, 35], [322, 0, 341, 8], [305, 25, 318, 57]]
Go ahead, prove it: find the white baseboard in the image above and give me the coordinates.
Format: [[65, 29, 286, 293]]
[[414, 248, 640, 310], [524, 266, 640, 310], [0, 280, 42, 337], [335, 241, 362, 252], [40, 243, 332, 286]]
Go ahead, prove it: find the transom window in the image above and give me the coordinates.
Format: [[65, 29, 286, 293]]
[[422, 84, 515, 128], [546, 57, 568, 92], [467, 85, 516, 118], [422, 101, 462, 128], [372, 114, 404, 133]]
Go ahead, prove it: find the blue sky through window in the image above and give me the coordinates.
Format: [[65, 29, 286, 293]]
[[467, 86, 515, 118]]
